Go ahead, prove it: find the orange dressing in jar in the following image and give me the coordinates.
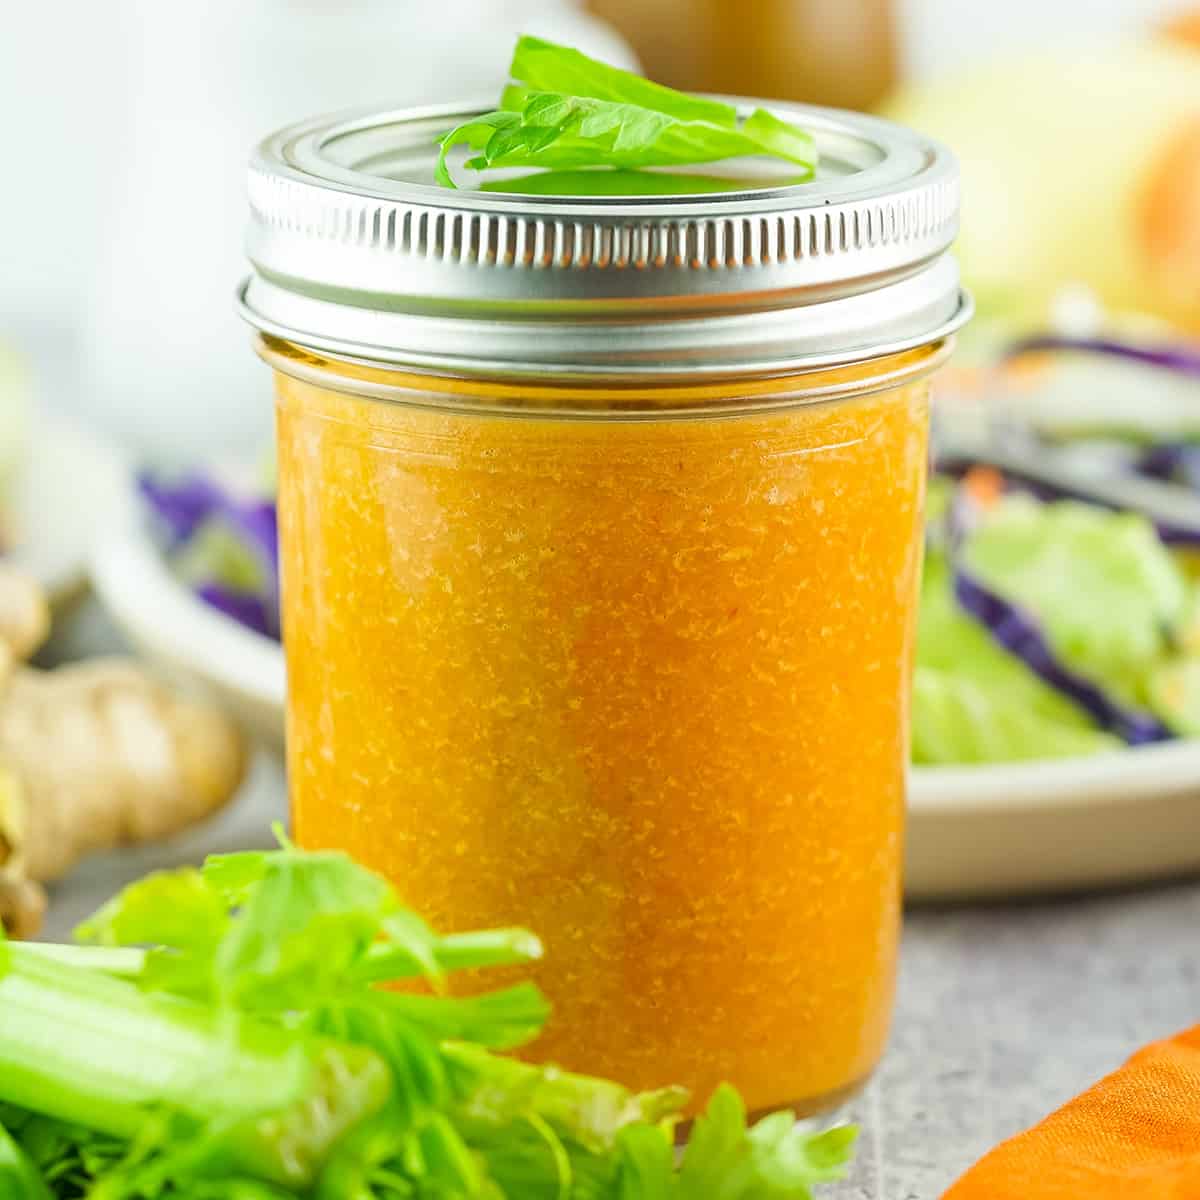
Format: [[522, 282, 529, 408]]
[[242, 98, 967, 1116]]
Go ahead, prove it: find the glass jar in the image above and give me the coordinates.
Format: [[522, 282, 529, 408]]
[[241, 100, 968, 1117]]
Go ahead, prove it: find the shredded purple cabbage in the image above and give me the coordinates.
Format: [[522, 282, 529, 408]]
[[952, 568, 1171, 745], [139, 472, 279, 567], [1005, 334, 1200, 378], [1135, 442, 1200, 492], [1143, 522, 1200, 550], [138, 473, 224, 547], [1127, 444, 1200, 544], [195, 583, 276, 639], [140, 470, 281, 640]]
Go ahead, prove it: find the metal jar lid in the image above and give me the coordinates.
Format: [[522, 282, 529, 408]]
[[240, 98, 970, 380]]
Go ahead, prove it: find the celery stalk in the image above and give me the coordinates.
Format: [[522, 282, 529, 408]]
[[0, 839, 858, 1197], [351, 927, 543, 986], [12, 944, 146, 978], [0, 946, 391, 1190]]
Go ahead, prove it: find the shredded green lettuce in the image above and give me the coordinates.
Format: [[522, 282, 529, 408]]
[[1147, 652, 1200, 735], [913, 551, 1120, 764], [962, 495, 1189, 702], [914, 483, 1200, 764], [175, 521, 268, 597], [436, 36, 817, 189]]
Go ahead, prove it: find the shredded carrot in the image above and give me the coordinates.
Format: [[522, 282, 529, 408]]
[[1003, 351, 1056, 386], [962, 466, 1005, 509]]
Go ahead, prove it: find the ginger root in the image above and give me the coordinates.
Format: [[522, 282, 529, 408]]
[[0, 570, 247, 938], [0, 762, 44, 939], [6, 659, 247, 885], [0, 562, 49, 663]]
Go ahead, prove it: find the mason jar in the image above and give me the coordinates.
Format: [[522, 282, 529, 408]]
[[240, 100, 968, 1117]]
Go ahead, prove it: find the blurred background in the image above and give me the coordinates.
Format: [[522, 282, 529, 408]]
[[2, 0, 1195, 461], [3, 0, 1200, 926]]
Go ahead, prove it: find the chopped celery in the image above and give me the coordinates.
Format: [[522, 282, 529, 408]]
[[0, 839, 854, 1197]]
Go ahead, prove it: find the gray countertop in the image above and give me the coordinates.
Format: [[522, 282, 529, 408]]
[[41, 750, 1200, 1200], [838, 877, 1200, 1197]]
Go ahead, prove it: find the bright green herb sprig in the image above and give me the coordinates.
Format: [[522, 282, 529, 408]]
[[436, 36, 818, 189], [0, 829, 855, 1198]]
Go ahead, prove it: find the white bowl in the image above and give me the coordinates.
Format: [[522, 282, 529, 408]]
[[90, 511, 1200, 900], [90, 528, 286, 752]]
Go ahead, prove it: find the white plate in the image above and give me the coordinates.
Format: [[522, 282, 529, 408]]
[[908, 744, 1200, 900], [90, 513, 1200, 899], [10, 413, 132, 607]]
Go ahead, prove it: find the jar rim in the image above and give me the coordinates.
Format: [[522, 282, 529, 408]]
[[256, 331, 956, 418]]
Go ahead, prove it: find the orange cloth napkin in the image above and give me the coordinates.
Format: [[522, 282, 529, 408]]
[[944, 1025, 1200, 1199]]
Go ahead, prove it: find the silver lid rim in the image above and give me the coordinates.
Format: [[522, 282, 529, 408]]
[[242, 96, 966, 377]]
